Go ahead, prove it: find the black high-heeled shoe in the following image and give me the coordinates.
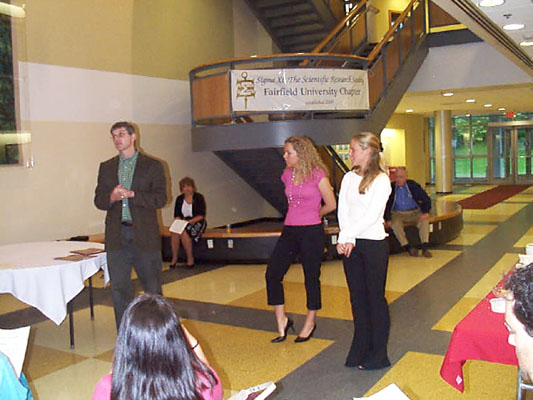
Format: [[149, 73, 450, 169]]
[[294, 324, 316, 343], [271, 318, 294, 343]]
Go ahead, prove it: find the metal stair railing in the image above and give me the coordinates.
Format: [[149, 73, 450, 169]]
[[189, 0, 426, 127]]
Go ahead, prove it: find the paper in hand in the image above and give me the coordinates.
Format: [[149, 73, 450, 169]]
[[170, 219, 188, 234], [0, 326, 31, 378]]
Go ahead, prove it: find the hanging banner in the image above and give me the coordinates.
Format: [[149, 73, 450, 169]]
[[231, 68, 369, 112]]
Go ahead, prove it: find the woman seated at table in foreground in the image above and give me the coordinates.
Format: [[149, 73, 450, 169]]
[[92, 293, 222, 400], [505, 263, 533, 382], [170, 177, 207, 268]]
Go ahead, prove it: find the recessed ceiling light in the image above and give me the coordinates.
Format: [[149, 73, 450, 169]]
[[520, 40, 533, 47], [484, 104, 492, 107], [442, 92, 454, 97], [498, 107, 505, 111], [466, 98, 476, 103], [478, 0, 504, 6], [503, 23, 525, 31], [406, 109, 414, 113]]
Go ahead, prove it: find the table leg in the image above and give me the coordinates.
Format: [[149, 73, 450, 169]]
[[68, 301, 74, 349], [89, 277, 94, 320]]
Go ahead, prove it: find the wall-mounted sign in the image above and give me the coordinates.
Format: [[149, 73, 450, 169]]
[[231, 68, 369, 112]]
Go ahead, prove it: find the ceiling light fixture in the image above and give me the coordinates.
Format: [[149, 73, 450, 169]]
[[0, 2, 25, 18], [503, 23, 525, 31], [406, 109, 414, 113], [484, 104, 492, 107], [442, 92, 454, 97], [520, 40, 533, 47], [466, 98, 476, 103], [498, 107, 505, 111], [478, 0, 504, 6], [466, 114, 471, 117]]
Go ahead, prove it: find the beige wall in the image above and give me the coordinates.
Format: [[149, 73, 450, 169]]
[[368, 0, 411, 43], [385, 113, 427, 186], [1, 0, 280, 245], [16, 0, 234, 80]]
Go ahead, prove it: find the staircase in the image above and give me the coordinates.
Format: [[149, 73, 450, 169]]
[[215, 148, 288, 214], [244, 0, 344, 53], [190, 0, 428, 213]]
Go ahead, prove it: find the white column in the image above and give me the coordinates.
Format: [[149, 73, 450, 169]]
[[434, 110, 453, 193]]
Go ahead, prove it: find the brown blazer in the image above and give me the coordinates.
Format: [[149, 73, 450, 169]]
[[94, 152, 167, 251]]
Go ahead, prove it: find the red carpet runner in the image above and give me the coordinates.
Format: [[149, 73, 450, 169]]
[[458, 185, 530, 210]]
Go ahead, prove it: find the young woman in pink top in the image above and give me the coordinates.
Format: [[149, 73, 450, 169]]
[[266, 136, 336, 343], [92, 293, 222, 400]]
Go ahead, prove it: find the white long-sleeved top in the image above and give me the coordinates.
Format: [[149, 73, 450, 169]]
[[337, 171, 392, 245]]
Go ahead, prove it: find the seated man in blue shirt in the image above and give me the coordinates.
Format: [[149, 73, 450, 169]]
[[384, 167, 432, 257]]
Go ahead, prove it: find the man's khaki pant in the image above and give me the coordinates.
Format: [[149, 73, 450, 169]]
[[391, 209, 430, 247]]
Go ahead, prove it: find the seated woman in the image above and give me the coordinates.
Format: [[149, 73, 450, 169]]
[[92, 293, 222, 400], [171, 177, 207, 268]]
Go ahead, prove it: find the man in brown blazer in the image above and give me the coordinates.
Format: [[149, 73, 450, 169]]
[[94, 121, 167, 328]]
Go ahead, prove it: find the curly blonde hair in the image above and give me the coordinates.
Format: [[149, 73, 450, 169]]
[[351, 132, 388, 194], [285, 136, 328, 183]]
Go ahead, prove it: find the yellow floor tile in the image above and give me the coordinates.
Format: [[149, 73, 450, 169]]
[[504, 194, 533, 203], [24, 344, 88, 381], [457, 185, 495, 194], [365, 352, 517, 400], [514, 227, 533, 248], [182, 319, 333, 393], [0, 293, 31, 314], [32, 305, 117, 357], [437, 194, 469, 202], [163, 264, 267, 304], [385, 250, 461, 293], [433, 253, 518, 331], [29, 358, 112, 400], [462, 203, 527, 223], [447, 224, 498, 246]]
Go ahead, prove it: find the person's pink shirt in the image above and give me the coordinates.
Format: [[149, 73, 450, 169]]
[[92, 367, 223, 400], [282, 168, 326, 226]]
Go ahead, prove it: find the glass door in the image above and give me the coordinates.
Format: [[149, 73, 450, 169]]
[[516, 127, 533, 183], [488, 122, 533, 184]]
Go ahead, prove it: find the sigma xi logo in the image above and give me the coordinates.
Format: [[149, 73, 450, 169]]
[[235, 71, 255, 109]]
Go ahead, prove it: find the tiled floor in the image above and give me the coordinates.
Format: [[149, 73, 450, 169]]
[[1, 184, 533, 399]]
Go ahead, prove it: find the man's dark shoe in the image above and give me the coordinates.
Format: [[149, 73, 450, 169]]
[[408, 247, 418, 257], [423, 249, 433, 258]]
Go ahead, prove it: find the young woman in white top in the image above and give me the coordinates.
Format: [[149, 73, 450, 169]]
[[336, 132, 392, 370]]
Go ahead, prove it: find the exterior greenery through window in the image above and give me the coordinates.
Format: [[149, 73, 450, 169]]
[[429, 113, 533, 183]]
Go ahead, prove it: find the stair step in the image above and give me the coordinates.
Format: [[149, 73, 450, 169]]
[[262, 4, 314, 19], [269, 13, 320, 28], [284, 43, 317, 52], [279, 32, 327, 46], [274, 23, 327, 38], [253, 0, 306, 9]]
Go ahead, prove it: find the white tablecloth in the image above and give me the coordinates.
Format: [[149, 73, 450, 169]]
[[0, 241, 108, 325]]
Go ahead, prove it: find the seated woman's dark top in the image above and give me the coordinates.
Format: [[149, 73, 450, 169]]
[[173, 192, 207, 241]]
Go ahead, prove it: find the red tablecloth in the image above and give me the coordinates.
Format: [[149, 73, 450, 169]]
[[440, 290, 518, 392]]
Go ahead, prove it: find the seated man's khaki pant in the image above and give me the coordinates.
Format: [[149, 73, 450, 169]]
[[391, 209, 430, 246]]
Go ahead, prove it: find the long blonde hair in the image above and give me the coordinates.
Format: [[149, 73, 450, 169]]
[[285, 136, 328, 183], [351, 132, 387, 194]]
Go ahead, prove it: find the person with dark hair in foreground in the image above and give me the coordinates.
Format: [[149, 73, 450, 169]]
[[92, 294, 222, 400], [505, 263, 533, 382]]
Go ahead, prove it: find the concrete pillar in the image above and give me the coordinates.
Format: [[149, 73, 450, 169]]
[[434, 110, 453, 194]]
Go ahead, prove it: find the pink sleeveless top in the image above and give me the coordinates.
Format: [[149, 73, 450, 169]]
[[282, 168, 326, 226]]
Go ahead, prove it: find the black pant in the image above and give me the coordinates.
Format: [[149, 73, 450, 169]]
[[343, 238, 390, 368], [265, 224, 325, 310], [107, 225, 163, 329]]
